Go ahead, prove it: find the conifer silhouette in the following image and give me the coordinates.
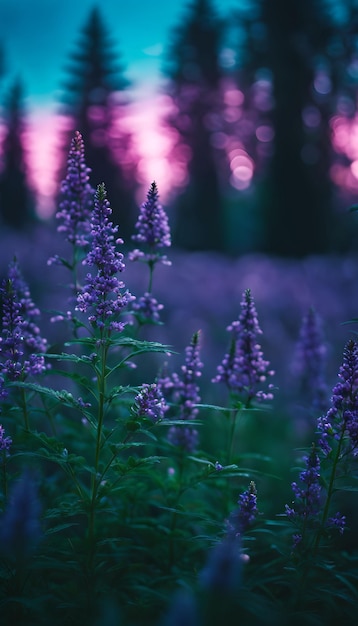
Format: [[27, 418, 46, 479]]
[[0, 78, 35, 230], [236, 0, 358, 256], [164, 0, 227, 251], [59, 6, 137, 242]]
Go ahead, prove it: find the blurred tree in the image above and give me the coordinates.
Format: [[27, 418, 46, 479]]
[[0, 43, 5, 82], [236, 0, 358, 256], [59, 6, 137, 242], [163, 0, 228, 251], [0, 78, 36, 230]]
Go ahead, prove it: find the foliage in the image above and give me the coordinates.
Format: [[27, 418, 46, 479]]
[[0, 132, 358, 626]]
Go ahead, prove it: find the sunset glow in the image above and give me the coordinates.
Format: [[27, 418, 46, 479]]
[[20, 93, 187, 219], [4, 97, 358, 221], [124, 93, 187, 202], [330, 114, 358, 192], [26, 108, 71, 218]]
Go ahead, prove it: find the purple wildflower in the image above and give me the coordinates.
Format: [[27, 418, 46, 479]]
[[199, 535, 242, 593], [317, 339, 358, 456], [227, 481, 258, 536], [51, 130, 94, 249], [0, 424, 11, 452], [292, 307, 328, 412], [167, 426, 199, 453], [160, 330, 203, 420], [327, 512, 346, 535], [129, 181, 171, 265], [134, 383, 169, 421], [0, 261, 48, 380], [213, 289, 274, 404], [285, 445, 322, 524], [131, 292, 164, 324], [0, 471, 42, 559], [76, 183, 134, 332], [285, 444, 346, 546], [158, 331, 203, 453]]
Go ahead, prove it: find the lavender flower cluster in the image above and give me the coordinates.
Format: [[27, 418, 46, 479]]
[[54, 130, 94, 248], [158, 330, 203, 452], [129, 181, 171, 325], [285, 445, 322, 536], [213, 288, 275, 404], [227, 480, 258, 537], [318, 338, 358, 456], [134, 382, 169, 421], [131, 292, 164, 324], [292, 307, 329, 412], [129, 181, 171, 266], [198, 481, 258, 597], [285, 340, 358, 545], [76, 183, 134, 332], [285, 445, 346, 545], [0, 424, 11, 452], [0, 260, 48, 381]]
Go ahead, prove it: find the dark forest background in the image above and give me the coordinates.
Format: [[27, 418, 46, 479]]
[[1, 0, 358, 257]]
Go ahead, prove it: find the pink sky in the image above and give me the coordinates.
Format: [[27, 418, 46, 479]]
[[9, 92, 358, 220], [25, 94, 186, 219], [24, 83, 257, 218]]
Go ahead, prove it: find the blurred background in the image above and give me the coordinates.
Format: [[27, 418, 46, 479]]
[[1, 0, 358, 255]]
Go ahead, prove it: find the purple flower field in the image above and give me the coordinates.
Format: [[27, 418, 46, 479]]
[[0, 133, 358, 625], [1, 223, 356, 399]]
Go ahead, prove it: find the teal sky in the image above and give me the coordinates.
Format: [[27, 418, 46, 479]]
[[0, 0, 241, 107]]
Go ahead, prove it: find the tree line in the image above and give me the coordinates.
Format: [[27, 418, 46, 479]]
[[1, 0, 358, 257]]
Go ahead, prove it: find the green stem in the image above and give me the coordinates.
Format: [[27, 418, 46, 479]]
[[148, 260, 154, 294], [226, 391, 250, 464], [94, 344, 107, 473], [227, 407, 239, 464], [295, 427, 346, 611], [314, 427, 345, 554], [88, 333, 108, 560], [168, 451, 185, 572], [72, 247, 81, 296]]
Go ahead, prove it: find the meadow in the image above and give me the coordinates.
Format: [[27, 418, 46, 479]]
[[0, 132, 358, 625]]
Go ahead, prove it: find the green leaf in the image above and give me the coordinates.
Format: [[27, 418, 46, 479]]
[[335, 573, 358, 598], [194, 402, 232, 412], [195, 402, 263, 413], [45, 523, 80, 535], [157, 419, 201, 427], [66, 335, 173, 352], [43, 352, 94, 364], [8, 381, 63, 399]]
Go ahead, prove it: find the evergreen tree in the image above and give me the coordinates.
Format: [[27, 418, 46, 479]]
[[164, 0, 227, 251], [59, 6, 137, 242], [236, 0, 358, 256], [0, 78, 35, 230]]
